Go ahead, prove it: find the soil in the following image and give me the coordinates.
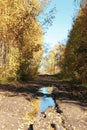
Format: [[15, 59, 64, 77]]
[[0, 75, 87, 130]]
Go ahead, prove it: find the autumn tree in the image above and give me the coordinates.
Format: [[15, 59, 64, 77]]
[[61, 4, 87, 83], [40, 44, 65, 75], [0, 0, 44, 80]]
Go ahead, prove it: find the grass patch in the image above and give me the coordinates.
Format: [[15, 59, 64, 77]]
[[0, 77, 9, 84], [0, 76, 33, 85], [53, 74, 87, 90], [79, 83, 87, 89], [52, 73, 63, 79]]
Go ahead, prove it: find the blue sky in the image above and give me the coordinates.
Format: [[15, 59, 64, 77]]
[[43, 0, 80, 48]]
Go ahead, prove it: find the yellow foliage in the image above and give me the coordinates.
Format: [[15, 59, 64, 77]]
[[8, 47, 20, 78], [0, 0, 43, 80]]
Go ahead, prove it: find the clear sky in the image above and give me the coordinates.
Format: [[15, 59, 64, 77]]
[[43, 0, 80, 48]]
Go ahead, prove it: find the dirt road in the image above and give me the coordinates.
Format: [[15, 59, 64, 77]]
[[0, 75, 87, 130]]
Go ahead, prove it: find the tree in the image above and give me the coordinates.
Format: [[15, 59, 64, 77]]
[[40, 44, 65, 75], [0, 0, 43, 80], [61, 4, 87, 83], [0, 0, 55, 80]]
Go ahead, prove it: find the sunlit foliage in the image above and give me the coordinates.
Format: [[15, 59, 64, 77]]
[[0, 0, 44, 80], [39, 44, 65, 75], [61, 4, 87, 83]]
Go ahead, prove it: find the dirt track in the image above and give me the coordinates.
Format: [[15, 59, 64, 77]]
[[0, 75, 87, 130]]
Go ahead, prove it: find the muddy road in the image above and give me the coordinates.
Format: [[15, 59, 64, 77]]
[[0, 75, 87, 130]]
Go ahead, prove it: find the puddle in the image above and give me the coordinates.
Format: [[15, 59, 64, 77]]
[[39, 87, 56, 112]]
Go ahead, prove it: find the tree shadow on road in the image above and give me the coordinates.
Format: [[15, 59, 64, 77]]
[[0, 75, 87, 108]]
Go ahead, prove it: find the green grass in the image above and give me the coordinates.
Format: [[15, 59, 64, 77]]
[[0, 76, 16, 84], [79, 83, 87, 89], [0, 77, 9, 84], [52, 74, 87, 89], [53, 74, 75, 83]]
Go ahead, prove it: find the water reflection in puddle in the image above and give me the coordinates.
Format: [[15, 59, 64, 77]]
[[39, 87, 56, 112]]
